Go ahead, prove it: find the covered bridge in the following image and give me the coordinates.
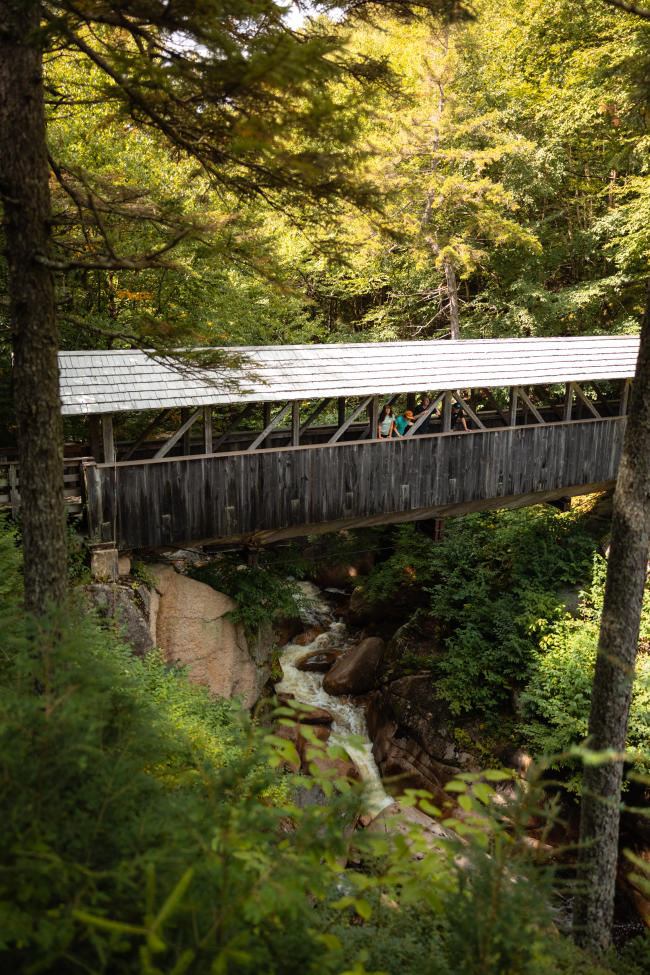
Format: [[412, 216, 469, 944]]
[[3, 335, 640, 552]]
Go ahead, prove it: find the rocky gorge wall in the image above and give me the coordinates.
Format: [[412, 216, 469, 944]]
[[84, 561, 274, 708]]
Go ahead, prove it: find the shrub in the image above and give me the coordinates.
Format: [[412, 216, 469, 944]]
[[520, 556, 650, 788], [189, 552, 312, 641]]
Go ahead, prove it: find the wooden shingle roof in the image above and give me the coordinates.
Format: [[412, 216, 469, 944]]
[[58, 336, 640, 416]]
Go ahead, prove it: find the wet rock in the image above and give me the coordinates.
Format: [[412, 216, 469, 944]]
[[322, 637, 385, 696], [83, 584, 154, 658], [367, 674, 479, 800], [299, 707, 336, 725], [296, 650, 340, 673], [150, 564, 262, 708], [293, 626, 326, 647], [381, 616, 445, 678], [273, 616, 304, 648]]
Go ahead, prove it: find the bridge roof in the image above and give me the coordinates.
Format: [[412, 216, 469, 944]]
[[58, 335, 640, 416]]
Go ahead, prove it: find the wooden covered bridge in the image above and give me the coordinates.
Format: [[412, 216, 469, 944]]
[[1, 336, 640, 554]]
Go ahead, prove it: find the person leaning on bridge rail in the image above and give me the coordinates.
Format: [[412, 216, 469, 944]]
[[394, 410, 414, 437], [414, 395, 436, 434], [378, 404, 400, 439]]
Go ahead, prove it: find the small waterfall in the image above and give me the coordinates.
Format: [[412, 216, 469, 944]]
[[276, 582, 392, 818]]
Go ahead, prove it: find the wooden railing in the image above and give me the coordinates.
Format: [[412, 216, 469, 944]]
[[84, 416, 626, 550], [0, 459, 85, 516]]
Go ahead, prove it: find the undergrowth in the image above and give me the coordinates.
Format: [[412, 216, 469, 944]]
[[359, 506, 596, 716], [1, 516, 648, 973]]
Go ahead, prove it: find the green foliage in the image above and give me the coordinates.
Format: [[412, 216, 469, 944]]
[[189, 550, 312, 641], [0, 519, 359, 973], [361, 508, 596, 715], [66, 521, 89, 583], [131, 559, 157, 590], [1, 518, 639, 974], [520, 556, 650, 788]]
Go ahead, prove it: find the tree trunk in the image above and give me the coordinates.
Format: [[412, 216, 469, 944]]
[[573, 278, 650, 951], [0, 1, 68, 612], [442, 256, 460, 340]]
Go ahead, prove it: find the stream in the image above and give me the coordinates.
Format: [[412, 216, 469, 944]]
[[274, 582, 393, 818]]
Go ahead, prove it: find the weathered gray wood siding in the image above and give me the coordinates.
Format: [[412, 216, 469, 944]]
[[84, 417, 626, 549]]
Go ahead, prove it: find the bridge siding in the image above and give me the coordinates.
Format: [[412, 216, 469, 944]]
[[84, 418, 626, 550]]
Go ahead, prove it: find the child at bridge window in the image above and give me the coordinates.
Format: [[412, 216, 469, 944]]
[[452, 402, 469, 431], [378, 404, 399, 439], [394, 410, 414, 436]]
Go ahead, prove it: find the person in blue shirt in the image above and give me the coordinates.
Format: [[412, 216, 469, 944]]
[[394, 410, 414, 436]]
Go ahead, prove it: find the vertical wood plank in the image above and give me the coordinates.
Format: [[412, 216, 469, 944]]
[[442, 392, 453, 432], [508, 387, 517, 427], [620, 379, 631, 416], [338, 397, 346, 427], [291, 401, 300, 446], [564, 383, 573, 421], [203, 406, 213, 453], [368, 395, 379, 440]]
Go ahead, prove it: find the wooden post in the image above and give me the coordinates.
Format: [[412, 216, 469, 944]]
[[406, 392, 416, 412], [263, 403, 272, 428], [368, 395, 379, 440], [89, 415, 102, 461], [291, 401, 300, 446], [564, 383, 574, 422], [338, 397, 346, 427], [442, 391, 453, 432], [203, 406, 213, 454], [620, 379, 631, 416], [102, 414, 115, 463], [508, 387, 517, 427]]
